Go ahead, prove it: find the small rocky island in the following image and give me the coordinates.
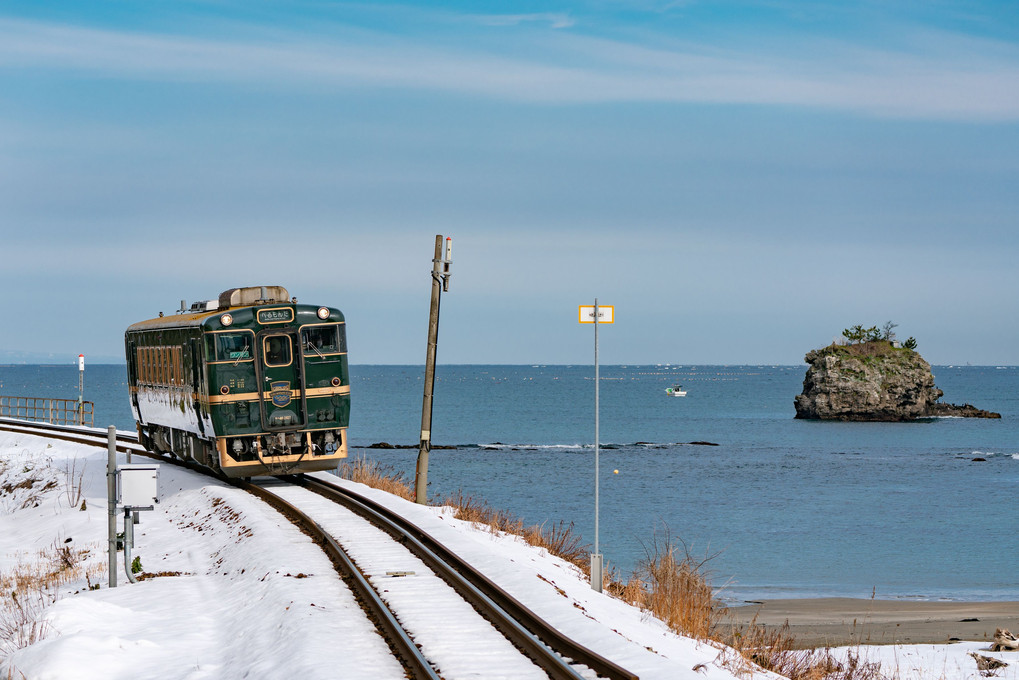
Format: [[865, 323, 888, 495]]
[[794, 331, 1000, 421]]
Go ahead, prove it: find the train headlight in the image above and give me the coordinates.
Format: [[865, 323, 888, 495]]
[[220, 313, 233, 327], [317, 307, 330, 320]]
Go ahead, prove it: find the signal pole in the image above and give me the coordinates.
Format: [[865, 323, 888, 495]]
[[415, 235, 452, 504]]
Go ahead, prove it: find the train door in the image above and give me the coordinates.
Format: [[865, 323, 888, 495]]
[[126, 338, 141, 418], [189, 337, 206, 436], [255, 330, 307, 433]]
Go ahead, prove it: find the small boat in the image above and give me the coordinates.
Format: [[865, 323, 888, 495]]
[[666, 385, 687, 397]]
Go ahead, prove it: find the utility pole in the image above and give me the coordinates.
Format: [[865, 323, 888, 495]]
[[415, 235, 452, 504]]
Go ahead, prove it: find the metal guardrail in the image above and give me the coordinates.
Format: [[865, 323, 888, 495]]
[[0, 396, 94, 427]]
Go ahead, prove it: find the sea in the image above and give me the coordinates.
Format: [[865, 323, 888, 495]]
[[2, 363, 1017, 603]]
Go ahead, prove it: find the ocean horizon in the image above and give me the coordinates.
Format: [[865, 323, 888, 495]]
[[2, 362, 1017, 602]]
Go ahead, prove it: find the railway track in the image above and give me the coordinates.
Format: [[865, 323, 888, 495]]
[[0, 418, 143, 453], [279, 473, 637, 680], [0, 418, 639, 680]]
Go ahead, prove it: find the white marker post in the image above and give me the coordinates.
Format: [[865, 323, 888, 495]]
[[77, 354, 85, 425], [578, 301, 613, 592]]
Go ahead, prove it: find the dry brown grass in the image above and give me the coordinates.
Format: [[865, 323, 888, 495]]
[[622, 531, 726, 640], [337, 455, 415, 501], [335, 458, 593, 570], [61, 457, 87, 510], [0, 540, 103, 595], [615, 529, 887, 680], [437, 490, 591, 569], [716, 618, 827, 679], [520, 520, 588, 567], [720, 636, 884, 680], [439, 489, 521, 532], [0, 586, 51, 661], [0, 540, 104, 659]]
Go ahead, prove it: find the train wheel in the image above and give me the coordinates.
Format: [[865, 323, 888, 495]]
[[136, 426, 155, 453]]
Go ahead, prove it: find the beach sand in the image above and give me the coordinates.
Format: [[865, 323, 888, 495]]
[[729, 598, 1019, 649]]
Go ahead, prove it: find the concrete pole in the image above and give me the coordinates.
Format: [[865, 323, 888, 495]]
[[107, 425, 117, 588], [415, 235, 444, 504]]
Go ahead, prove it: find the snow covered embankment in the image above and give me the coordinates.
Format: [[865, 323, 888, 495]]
[[1, 431, 1008, 680]]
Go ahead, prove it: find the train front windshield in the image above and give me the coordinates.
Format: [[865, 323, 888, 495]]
[[302, 324, 344, 355], [214, 333, 253, 362]]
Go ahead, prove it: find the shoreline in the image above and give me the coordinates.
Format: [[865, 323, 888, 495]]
[[728, 598, 1019, 649]]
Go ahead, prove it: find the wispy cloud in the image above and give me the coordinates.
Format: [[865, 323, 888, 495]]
[[471, 13, 576, 29], [1, 17, 1019, 120]]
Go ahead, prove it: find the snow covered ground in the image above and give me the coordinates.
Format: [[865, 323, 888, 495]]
[[0, 430, 1014, 680]]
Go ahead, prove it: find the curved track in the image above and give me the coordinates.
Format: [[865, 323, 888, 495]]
[[0, 418, 640, 680], [284, 473, 639, 680], [0, 418, 439, 679]]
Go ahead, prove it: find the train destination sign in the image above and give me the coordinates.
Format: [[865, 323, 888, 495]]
[[257, 308, 293, 324]]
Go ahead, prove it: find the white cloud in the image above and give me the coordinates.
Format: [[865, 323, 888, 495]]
[[1, 17, 1019, 120]]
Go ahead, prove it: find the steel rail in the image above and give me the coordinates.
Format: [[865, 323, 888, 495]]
[[0, 418, 142, 453], [2, 419, 639, 679], [0, 419, 440, 680], [236, 480, 440, 680], [288, 474, 640, 680]]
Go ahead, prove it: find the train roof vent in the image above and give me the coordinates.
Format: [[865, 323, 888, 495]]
[[190, 300, 219, 312], [218, 286, 290, 309]]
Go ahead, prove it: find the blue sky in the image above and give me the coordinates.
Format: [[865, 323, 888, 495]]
[[2, 1, 1018, 365]]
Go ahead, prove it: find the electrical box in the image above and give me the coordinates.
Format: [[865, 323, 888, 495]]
[[118, 464, 159, 510]]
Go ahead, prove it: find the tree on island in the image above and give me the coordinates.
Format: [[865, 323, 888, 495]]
[[841, 324, 881, 344], [841, 321, 906, 346]]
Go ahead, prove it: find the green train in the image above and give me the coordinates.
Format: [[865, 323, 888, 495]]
[[125, 285, 349, 478]]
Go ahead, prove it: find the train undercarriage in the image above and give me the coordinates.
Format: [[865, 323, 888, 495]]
[[138, 423, 347, 478]]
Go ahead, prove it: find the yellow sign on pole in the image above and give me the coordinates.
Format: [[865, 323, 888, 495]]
[[578, 305, 614, 324]]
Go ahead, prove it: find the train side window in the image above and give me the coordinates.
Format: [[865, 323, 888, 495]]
[[301, 325, 340, 355], [215, 333, 253, 362], [263, 335, 292, 367]]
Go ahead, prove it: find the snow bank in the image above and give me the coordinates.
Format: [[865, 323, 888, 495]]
[[0, 431, 1012, 680]]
